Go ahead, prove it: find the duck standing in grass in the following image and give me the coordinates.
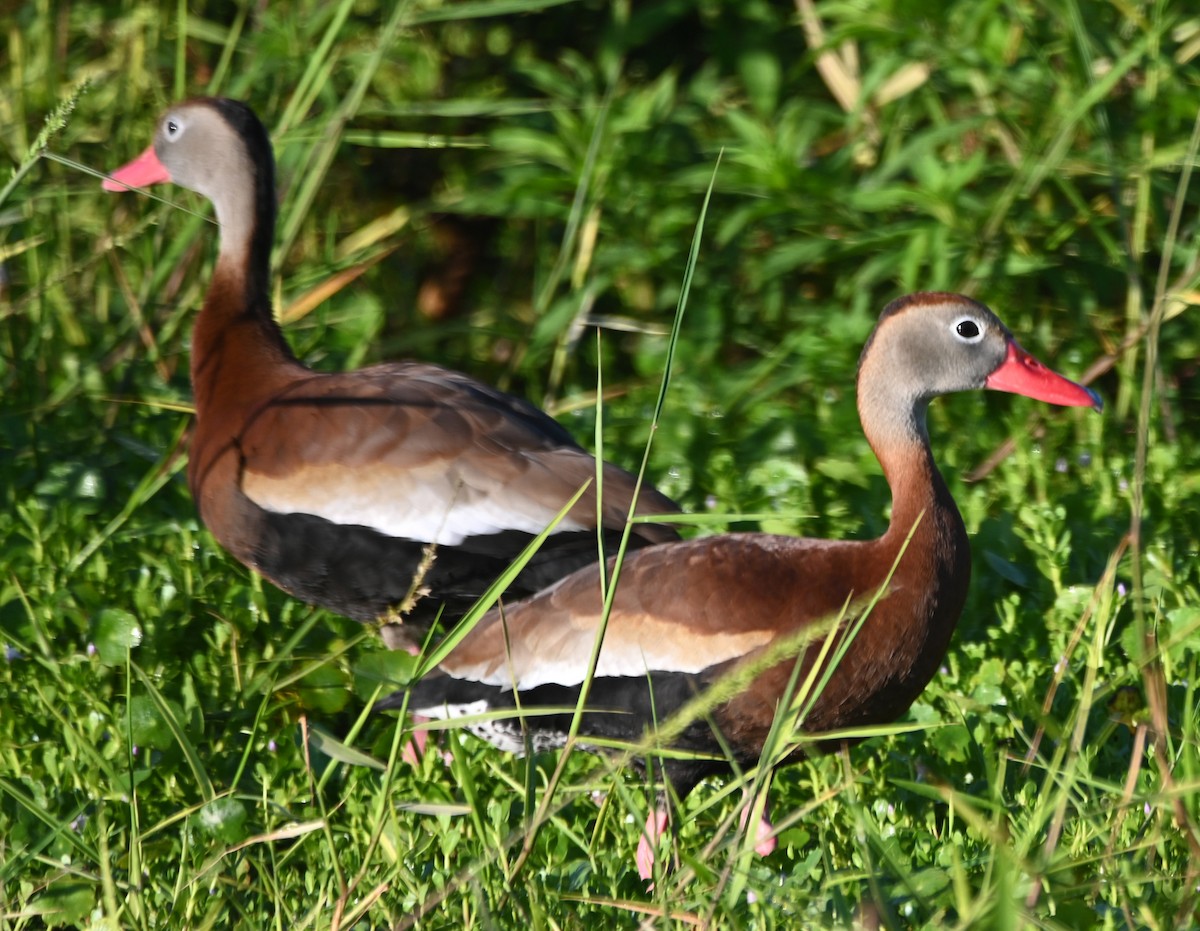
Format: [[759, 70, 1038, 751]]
[[379, 292, 1102, 878], [103, 97, 679, 631]]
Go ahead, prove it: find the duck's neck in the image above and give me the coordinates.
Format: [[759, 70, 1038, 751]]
[[190, 157, 299, 419], [790, 385, 972, 733], [854, 389, 972, 704], [859, 391, 969, 590], [877, 429, 963, 552]]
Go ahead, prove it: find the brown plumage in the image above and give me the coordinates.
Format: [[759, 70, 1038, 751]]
[[382, 292, 1102, 878], [103, 97, 678, 628]]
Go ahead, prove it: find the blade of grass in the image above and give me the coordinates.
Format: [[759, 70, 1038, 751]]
[[411, 480, 592, 679], [273, 0, 416, 266], [130, 661, 215, 802], [504, 152, 725, 883], [1129, 102, 1200, 873]]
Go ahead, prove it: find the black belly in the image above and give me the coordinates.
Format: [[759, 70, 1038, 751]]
[[384, 670, 735, 798], [250, 509, 668, 624]]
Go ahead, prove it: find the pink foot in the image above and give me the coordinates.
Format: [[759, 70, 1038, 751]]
[[400, 714, 430, 765], [636, 808, 670, 881], [383, 637, 430, 765], [739, 795, 776, 857], [754, 815, 777, 857]]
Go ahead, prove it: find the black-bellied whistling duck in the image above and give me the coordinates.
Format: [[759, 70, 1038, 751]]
[[378, 292, 1102, 878], [102, 98, 678, 629]]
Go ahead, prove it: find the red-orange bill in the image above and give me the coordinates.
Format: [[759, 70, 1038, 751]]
[[102, 145, 171, 192], [985, 341, 1102, 411]]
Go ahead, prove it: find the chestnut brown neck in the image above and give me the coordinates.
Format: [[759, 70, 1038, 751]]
[[855, 375, 971, 701], [190, 264, 298, 417], [186, 141, 304, 505], [855, 326, 965, 559], [188, 133, 301, 424]]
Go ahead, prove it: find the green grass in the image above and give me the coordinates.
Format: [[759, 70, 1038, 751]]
[[4, 0, 1200, 927]]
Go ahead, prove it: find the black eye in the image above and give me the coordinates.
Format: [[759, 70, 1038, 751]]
[[953, 317, 984, 342], [166, 119, 179, 137]]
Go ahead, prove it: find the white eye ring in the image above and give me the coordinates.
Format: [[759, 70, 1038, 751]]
[[952, 316, 985, 343], [164, 117, 183, 140]]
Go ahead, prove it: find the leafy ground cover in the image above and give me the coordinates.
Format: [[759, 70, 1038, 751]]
[[2, 0, 1200, 927]]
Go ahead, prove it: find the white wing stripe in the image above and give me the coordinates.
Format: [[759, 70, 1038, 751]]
[[244, 470, 590, 545]]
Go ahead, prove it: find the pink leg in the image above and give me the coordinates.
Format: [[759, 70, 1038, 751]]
[[739, 794, 776, 857], [392, 641, 437, 766], [636, 808, 670, 881], [400, 714, 430, 765]]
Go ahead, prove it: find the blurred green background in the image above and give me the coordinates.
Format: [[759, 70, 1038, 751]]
[[2, 1, 1199, 927]]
